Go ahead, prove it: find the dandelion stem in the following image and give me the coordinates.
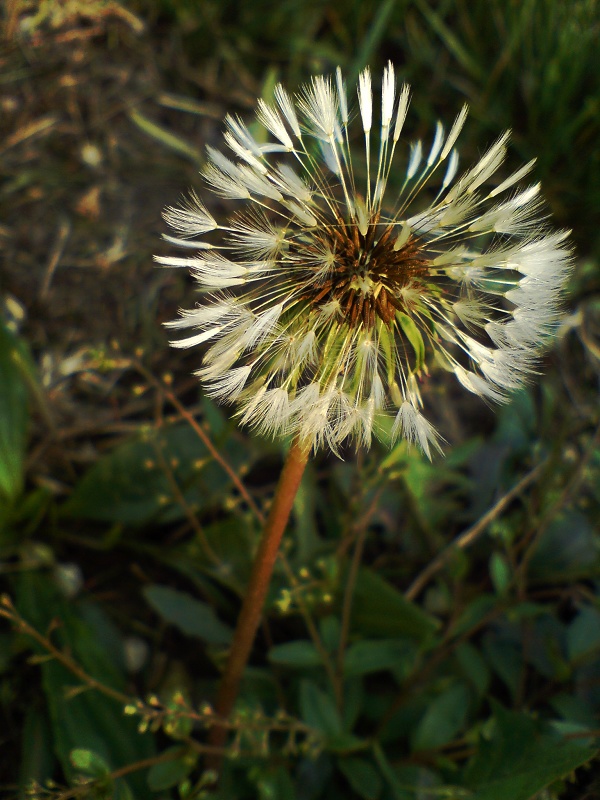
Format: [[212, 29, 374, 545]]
[[207, 437, 310, 766]]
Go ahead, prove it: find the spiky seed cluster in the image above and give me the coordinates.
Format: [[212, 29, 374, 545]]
[[158, 63, 572, 457]]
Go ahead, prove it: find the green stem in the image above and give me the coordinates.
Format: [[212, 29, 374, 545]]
[[207, 438, 310, 767]]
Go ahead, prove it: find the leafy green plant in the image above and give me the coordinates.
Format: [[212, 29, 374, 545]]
[[1, 0, 599, 798]]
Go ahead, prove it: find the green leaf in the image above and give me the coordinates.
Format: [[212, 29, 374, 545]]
[[268, 640, 322, 668], [481, 633, 522, 700], [147, 747, 195, 791], [451, 595, 497, 638], [401, 454, 471, 531], [373, 746, 447, 800], [61, 422, 255, 525], [19, 707, 54, 789], [128, 109, 205, 166], [319, 615, 340, 652], [171, 516, 255, 591], [415, 0, 486, 80], [0, 323, 30, 502], [16, 573, 154, 796], [338, 757, 383, 799], [349, 0, 397, 82], [464, 704, 595, 800], [454, 642, 490, 698], [398, 766, 457, 800], [349, 567, 440, 640], [373, 745, 407, 800], [299, 679, 343, 738], [489, 552, 511, 595], [342, 677, 364, 732], [70, 748, 110, 778], [529, 511, 600, 581], [550, 693, 596, 728], [343, 639, 417, 678], [493, 389, 537, 452], [255, 765, 297, 800], [113, 779, 134, 800], [567, 605, 600, 662], [411, 682, 470, 751], [143, 585, 232, 645], [293, 461, 321, 562]]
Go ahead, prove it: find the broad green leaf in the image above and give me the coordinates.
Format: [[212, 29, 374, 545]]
[[411, 682, 470, 751], [373, 745, 406, 800], [255, 765, 297, 800], [349, 567, 440, 640], [168, 516, 255, 595], [18, 707, 54, 790], [268, 640, 322, 668], [550, 693, 597, 728], [0, 323, 31, 502], [62, 422, 255, 525], [299, 679, 343, 738], [143, 584, 232, 645], [199, 394, 228, 439], [489, 552, 511, 595], [481, 633, 522, 700], [342, 677, 364, 732], [567, 605, 600, 663], [293, 461, 321, 562], [464, 704, 595, 800], [529, 511, 600, 581], [493, 388, 537, 452], [343, 639, 417, 678], [319, 615, 340, 652], [523, 614, 570, 681], [16, 573, 154, 795], [378, 440, 409, 474], [113, 780, 134, 800], [450, 595, 497, 638], [454, 642, 490, 698], [338, 757, 383, 799], [147, 746, 195, 791], [373, 746, 448, 800], [70, 748, 110, 778], [401, 454, 471, 531]]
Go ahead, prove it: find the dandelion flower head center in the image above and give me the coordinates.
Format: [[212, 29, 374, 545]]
[[158, 63, 572, 457], [300, 216, 431, 328]]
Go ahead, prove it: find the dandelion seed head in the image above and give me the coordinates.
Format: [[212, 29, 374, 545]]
[[160, 65, 572, 457]]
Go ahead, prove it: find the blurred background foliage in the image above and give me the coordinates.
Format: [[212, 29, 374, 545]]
[[0, 0, 599, 798]]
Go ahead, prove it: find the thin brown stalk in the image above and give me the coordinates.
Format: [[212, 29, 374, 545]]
[[161, 390, 264, 523], [0, 595, 131, 706], [152, 403, 221, 565], [206, 438, 310, 768], [278, 553, 341, 706], [134, 361, 265, 524], [405, 460, 545, 601]]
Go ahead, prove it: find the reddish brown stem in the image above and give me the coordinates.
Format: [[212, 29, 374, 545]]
[[206, 438, 310, 768]]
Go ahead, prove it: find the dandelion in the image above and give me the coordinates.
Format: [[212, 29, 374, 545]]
[[159, 63, 571, 458], [160, 66, 572, 760]]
